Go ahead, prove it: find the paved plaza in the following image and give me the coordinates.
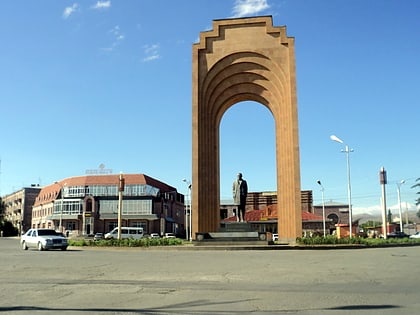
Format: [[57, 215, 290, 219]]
[[0, 237, 419, 315]]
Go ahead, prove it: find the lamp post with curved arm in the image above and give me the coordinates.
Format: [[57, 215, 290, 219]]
[[317, 180, 326, 237], [182, 179, 192, 241], [330, 135, 354, 238], [397, 180, 405, 233]]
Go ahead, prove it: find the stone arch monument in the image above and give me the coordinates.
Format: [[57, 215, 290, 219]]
[[192, 16, 302, 243]]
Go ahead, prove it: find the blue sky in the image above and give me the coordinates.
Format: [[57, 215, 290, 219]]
[[0, 0, 419, 216]]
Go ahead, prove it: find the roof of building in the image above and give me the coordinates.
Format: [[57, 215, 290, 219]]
[[301, 211, 325, 222], [34, 174, 177, 206], [223, 211, 262, 222], [313, 200, 349, 207], [2, 186, 42, 200]]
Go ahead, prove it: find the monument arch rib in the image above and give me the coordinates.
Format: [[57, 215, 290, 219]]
[[202, 52, 288, 109], [192, 16, 301, 243]]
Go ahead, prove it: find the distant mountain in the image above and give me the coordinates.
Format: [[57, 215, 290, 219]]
[[354, 210, 420, 225]]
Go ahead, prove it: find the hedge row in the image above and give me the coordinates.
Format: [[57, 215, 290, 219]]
[[68, 237, 184, 247], [296, 235, 420, 246]]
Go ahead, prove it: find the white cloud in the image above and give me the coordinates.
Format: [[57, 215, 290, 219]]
[[142, 44, 160, 62], [101, 25, 124, 52], [110, 25, 123, 39], [232, 0, 270, 18], [92, 1, 111, 10], [353, 201, 418, 216], [142, 55, 160, 62], [63, 3, 78, 19]]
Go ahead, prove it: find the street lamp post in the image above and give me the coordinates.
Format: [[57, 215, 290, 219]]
[[182, 179, 192, 241], [379, 167, 388, 239], [330, 135, 354, 238], [54, 182, 65, 233], [317, 180, 326, 237], [397, 180, 405, 233], [118, 172, 125, 240]]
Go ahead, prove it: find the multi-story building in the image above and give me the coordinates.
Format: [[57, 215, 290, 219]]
[[312, 201, 354, 236], [220, 190, 314, 219], [2, 186, 42, 234], [312, 201, 350, 226], [31, 174, 185, 237], [220, 190, 319, 236]]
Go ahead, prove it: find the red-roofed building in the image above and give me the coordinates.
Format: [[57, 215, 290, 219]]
[[220, 191, 313, 220], [220, 190, 356, 237], [222, 204, 332, 237], [31, 174, 185, 237]]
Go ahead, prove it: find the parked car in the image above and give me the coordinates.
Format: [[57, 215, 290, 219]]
[[93, 233, 104, 241], [409, 231, 420, 239], [21, 228, 68, 251], [149, 233, 160, 238], [164, 233, 176, 239], [386, 231, 410, 238]]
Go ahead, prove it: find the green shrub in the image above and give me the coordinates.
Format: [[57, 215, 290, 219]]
[[68, 237, 184, 248], [68, 239, 88, 246], [0, 221, 18, 237], [296, 235, 420, 247]]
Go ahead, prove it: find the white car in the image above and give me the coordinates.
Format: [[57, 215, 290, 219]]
[[21, 228, 68, 251], [164, 233, 176, 239], [409, 231, 420, 239]]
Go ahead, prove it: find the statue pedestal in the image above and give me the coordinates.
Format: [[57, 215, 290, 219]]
[[194, 222, 268, 245], [219, 222, 252, 232]]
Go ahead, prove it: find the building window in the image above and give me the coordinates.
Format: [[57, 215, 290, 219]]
[[100, 200, 152, 215], [65, 186, 87, 197], [107, 222, 117, 232], [131, 221, 147, 233], [67, 222, 76, 231], [54, 200, 83, 215], [328, 213, 339, 225]]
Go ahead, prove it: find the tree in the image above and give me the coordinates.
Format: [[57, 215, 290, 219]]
[[0, 198, 18, 236], [360, 221, 382, 229], [1, 221, 18, 237], [0, 197, 4, 224], [387, 209, 393, 223], [412, 178, 420, 206], [412, 178, 420, 219]]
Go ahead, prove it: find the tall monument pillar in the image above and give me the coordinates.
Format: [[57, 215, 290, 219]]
[[192, 16, 302, 243]]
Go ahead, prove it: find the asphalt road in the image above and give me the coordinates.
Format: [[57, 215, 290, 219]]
[[0, 237, 419, 315]]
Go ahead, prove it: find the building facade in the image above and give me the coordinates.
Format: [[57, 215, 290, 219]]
[[312, 201, 357, 236], [220, 190, 320, 237], [2, 186, 42, 234], [220, 190, 314, 220], [222, 205, 329, 238], [312, 201, 350, 226], [31, 174, 185, 237]]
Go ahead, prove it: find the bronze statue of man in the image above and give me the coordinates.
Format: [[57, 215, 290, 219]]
[[232, 173, 248, 222]]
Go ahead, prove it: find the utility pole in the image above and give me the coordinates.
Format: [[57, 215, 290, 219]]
[[118, 173, 125, 240], [379, 167, 388, 239]]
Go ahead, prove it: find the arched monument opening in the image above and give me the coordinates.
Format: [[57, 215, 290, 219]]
[[192, 16, 302, 244], [219, 101, 276, 200]]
